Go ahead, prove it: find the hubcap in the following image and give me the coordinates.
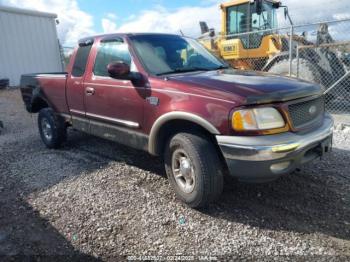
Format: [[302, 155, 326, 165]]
[[172, 149, 195, 194], [41, 118, 52, 141]]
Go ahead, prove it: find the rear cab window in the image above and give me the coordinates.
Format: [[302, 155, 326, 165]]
[[72, 44, 93, 77]]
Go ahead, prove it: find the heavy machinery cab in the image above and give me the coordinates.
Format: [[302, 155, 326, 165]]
[[224, 0, 279, 37], [215, 0, 284, 69]]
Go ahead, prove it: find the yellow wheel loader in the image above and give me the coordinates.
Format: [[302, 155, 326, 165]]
[[198, 0, 348, 92]]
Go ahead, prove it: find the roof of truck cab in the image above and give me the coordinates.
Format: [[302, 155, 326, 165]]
[[78, 33, 182, 46]]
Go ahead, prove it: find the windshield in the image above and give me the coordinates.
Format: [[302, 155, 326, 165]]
[[227, 1, 277, 35], [129, 34, 227, 75]]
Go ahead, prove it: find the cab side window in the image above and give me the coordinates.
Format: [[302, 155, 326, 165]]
[[72, 44, 92, 77], [94, 40, 132, 77]]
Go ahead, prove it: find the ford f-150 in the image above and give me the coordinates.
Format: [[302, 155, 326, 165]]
[[20, 33, 333, 208]]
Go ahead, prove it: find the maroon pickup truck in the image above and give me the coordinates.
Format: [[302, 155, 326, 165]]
[[21, 33, 333, 208]]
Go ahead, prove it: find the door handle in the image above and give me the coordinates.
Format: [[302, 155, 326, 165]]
[[85, 87, 95, 96]]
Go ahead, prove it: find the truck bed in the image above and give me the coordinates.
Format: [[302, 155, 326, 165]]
[[20, 72, 68, 113]]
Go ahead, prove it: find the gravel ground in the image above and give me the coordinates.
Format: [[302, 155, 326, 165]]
[[0, 89, 349, 261]]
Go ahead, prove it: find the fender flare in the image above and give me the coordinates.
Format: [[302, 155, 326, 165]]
[[148, 111, 220, 155]]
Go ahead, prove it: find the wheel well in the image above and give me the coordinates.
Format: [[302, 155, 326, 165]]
[[31, 97, 49, 113], [153, 119, 217, 157]]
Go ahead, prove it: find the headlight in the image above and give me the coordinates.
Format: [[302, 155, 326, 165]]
[[232, 107, 285, 131]]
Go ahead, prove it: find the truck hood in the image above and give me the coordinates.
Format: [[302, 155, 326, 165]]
[[169, 69, 323, 104]]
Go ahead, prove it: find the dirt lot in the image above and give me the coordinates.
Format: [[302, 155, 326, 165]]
[[0, 89, 349, 261]]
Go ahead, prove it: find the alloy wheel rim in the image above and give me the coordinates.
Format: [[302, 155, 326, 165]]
[[41, 118, 53, 141], [172, 149, 195, 194]]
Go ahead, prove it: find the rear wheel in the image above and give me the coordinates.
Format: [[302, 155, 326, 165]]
[[38, 108, 67, 149], [164, 133, 224, 208]]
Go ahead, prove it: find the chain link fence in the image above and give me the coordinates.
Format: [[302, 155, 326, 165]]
[[200, 18, 350, 120], [297, 41, 350, 114], [293, 20, 350, 115]]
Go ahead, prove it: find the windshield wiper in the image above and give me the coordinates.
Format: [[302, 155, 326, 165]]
[[157, 65, 229, 76], [213, 65, 229, 70], [156, 67, 212, 76]]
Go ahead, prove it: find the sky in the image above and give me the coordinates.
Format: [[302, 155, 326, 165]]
[[0, 0, 349, 46]]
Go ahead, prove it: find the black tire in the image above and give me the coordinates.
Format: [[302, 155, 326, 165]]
[[268, 58, 322, 85], [164, 133, 224, 208], [38, 108, 67, 149]]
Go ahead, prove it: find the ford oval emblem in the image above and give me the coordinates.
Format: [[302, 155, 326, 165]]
[[309, 105, 317, 115]]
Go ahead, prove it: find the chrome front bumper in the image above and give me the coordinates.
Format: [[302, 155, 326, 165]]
[[216, 115, 334, 182]]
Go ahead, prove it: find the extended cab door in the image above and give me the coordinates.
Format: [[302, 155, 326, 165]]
[[83, 37, 147, 148], [66, 41, 93, 132]]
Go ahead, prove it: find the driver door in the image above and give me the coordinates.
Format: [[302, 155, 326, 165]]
[[84, 38, 145, 136]]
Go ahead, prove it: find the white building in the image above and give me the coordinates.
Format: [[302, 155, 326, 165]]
[[0, 6, 63, 86]]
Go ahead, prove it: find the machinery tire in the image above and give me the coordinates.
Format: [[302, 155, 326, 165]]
[[164, 132, 224, 208], [268, 58, 323, 85], [38, 108, 67, 149]]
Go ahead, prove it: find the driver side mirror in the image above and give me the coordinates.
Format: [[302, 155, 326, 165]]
[[107, 61, 131, 79]]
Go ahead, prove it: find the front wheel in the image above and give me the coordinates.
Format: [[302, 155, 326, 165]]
[[164, 133, 224, 208], [38, 108, 67, 149]]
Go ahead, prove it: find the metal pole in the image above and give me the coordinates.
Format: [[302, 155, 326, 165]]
[[289, 25, 294, 76], [296, 45, 300, 78]]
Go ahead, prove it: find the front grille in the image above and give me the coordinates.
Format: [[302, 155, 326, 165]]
[[288, 96, 325, 128]]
